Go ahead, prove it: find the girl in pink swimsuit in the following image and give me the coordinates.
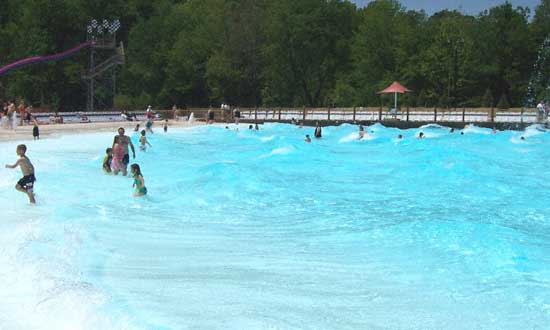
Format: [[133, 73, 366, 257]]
[[111, 143, 124, 175]]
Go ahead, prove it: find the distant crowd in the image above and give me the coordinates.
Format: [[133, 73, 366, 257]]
[[1, 100, 40, 139]]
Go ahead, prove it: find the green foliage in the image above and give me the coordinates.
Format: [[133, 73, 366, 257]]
[[114, 94, 132, 109], [496, 93, 510, 109], [482, 88, 494, 107], [0, 0, 543, 110]]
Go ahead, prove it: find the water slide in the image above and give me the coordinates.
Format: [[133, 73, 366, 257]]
[[0, 41, 93, 76]]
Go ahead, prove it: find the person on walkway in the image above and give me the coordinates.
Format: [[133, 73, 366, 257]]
[[234, 108, 240, 125], [18, 101, 25, 126]]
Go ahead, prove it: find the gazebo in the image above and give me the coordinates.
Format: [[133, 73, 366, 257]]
[[378, 81, 411, 112]]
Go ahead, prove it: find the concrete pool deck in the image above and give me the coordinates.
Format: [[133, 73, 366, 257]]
[[0, 120, 204, 142]]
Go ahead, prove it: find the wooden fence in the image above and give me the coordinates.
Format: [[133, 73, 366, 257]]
[[163, 106, 541, 124]]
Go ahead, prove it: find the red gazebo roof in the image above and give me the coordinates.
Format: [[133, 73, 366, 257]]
[[378, 81, 411, 94]]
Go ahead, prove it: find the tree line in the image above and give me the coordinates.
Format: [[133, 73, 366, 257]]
[[0, 0, 549, 111]]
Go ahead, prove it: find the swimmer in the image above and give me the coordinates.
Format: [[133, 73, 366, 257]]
[[131, 163, 147, 197], [520, 136, 525, 140], [397, 134, 403, 139], [139, 130, 152, 151], [111, 143, 126, 175], [249, 125, 253, 130], [103, 148, 113, 173], [134, 123, 140, 132], [255, 123, 259, 130], [112, 127, 136, 176], [145, 119, 154, 134], [492, 127, 497, 134], [305, 134, 311, 143], [314, 122, 322, 138], [450, 128, 455, 133], [359, 125, 366, 139], [163, 119, 168, 133], [298, 121, 303, 128], [5, 144, 36, 204], [418, 132, 424, 139]]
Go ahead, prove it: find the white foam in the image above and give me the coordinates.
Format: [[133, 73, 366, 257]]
[[258, 146, 295, 158], [0, 219, 138, 330], [339, 132, 360, 143], [260, 135, 275, 142], [523, 125, 544, 138], [462, 124, 491, 135]]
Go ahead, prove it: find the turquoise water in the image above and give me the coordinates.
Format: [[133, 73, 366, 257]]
[[1, 123, 550, 329]]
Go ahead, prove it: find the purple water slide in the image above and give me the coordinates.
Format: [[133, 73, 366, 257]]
[[0, 41, 94, 76]]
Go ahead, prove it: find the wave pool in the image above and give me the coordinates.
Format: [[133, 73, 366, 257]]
[[1, 123, 550, 329]]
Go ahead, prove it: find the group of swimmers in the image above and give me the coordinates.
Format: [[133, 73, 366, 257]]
[[5, 119, 173, 204], [302, 123, 502, 142], [101, 127, 150, 197]]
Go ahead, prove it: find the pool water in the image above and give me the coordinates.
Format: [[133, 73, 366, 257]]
[[1, 123, 550, 329]]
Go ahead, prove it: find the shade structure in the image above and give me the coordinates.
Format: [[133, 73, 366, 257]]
[[377, 81, 411, 113]]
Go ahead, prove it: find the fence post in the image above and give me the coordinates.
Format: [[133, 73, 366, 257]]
[[254, 108, 258, 122], [378, 107, 382, 121], [434, 107, 437, 122], [521, 107, 524, 124], [491, 107, 496, 122], [278, 108, 281, 121], [352, 107, 356, 122], [462, 107, 466, 122], [327, 107, 331, 121], [406, 106, 410, 122], [302, 106, 307, 121]]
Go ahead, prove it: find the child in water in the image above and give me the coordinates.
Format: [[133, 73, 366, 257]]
[[103, 148, 113, 173], [5, 144, 36, 204], [131, 163, 147, 196], [33, 121, 39, 140], [163, 119, 168, 133], [139, 130, 152, 151], [111, 143, 124, 175], [305, 134, 311, 143], [358, 125, 366, 139]]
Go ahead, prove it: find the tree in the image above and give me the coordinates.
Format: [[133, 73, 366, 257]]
[[482, 88, 494, 107], [262, 0, 356, 107], [496, 93, 510, 109]]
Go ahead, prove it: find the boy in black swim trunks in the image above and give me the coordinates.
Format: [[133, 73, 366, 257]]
[[102, 148, 113, 173], [5, 144, 36, 204]]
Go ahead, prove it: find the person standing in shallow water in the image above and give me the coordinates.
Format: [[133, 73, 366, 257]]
[[112, 127, 136, 176], [131, 163, 147, 197], [358, 125, 366, 139], [314, 122, 322, 138], [5, 144, 36, 204]]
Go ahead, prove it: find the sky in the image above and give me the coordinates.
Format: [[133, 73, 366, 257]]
[[353, 0, 540, 15]]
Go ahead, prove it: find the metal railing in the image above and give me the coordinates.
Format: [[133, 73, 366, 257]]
[[163, 107, 540, 124]]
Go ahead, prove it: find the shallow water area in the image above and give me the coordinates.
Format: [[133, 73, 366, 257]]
[[1, 123, 550, 329]]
